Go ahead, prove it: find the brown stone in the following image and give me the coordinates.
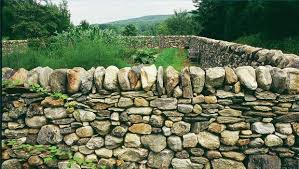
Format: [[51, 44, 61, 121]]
[[41, 97, 64, 107], [181, 67, 193, 98], [247, 155, 281, 169], [129, 123, 152, 134]]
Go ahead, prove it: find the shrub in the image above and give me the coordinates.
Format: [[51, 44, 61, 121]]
[[131, 48, 158, 64]]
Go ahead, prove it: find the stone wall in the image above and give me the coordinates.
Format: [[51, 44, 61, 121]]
[[2, 40, 28, 55], [2, 65, 299, 169]]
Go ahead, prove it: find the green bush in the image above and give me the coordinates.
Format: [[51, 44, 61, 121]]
[[3, 28, 134, 69]]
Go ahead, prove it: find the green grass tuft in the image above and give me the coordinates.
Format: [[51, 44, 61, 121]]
[[154, 48, 188, 70]]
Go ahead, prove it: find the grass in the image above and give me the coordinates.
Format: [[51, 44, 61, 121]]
[[155, 48, 188, 70], [235, 34, 299, 55]]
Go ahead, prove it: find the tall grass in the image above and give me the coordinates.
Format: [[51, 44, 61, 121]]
[[3, 28, 134, 69], [155, 48, 188, 70], [235, 34, 299, 55]]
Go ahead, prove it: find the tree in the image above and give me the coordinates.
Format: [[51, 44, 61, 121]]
[[2, 0, 71, 39], [157, 11, 200, 35], [122, 24, 138, 36], [79, 20, 90, 30]]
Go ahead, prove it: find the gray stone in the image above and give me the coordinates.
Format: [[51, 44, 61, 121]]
[[217, 116, 244, 124], [118, 97, 133, 108], [25, 116, 47, 128], [256, 66, 272, 90], [149, 115, 164, 127], [141, 135, 166, 152], [125, 133, 141, 148], [76, 126, 94, 137], [37, 125, 63, 144], [275, 112, 299, 122], [247, 155, 281, 169], [80, 67, 94, 93], [118, 67, 131, 91], [63, 133, 79, 145], [111, 125, 127, 137], [105, 135, 123, 149], [197, 131, 220, 150], [192, 121, 210, 134], [49, 69, 67, 93], [275, 123, 293, 135], [221, 151, 245, 161], [73, 109, 96, 122], [94, 66, 105, 91], [183, 133, 198, 148], [25, 67, 42, 88], [86, 137, 104, 149], [167, 136, 182, 152], [284, 68, 299, 94], [249, 138, 264, 148], [150, 98, 177, 110], [178, 104, 193, 113], [103, 66, 119, 91], [205, 67, 225, 90], [95, 148, 113, 158], [140, 64, 157, 91], [171, 158, 196, 169], [181, 67, 193, 98], [124, 107, 153, 116], [165, 66, 180, 95], [264, 134, 283, 147], [235, 66, 257, 90], [220, 130, 239, 146], [58, 161, 80, 169], [148, 149, 174, 169], [173, 86, 183, 98], [38, 67, 53, 89], [171, 121, 191, 136], [271, 67, 288, 93], [44, 107, 67, 120], [90, 120, 111, 136], [212, 158, 245, 169], [114, 148, 148, 162], [252, 122, 275, 134], [190, 66, 205, 94], [2, 159, 22, 169], [218, 108, 241, 117]]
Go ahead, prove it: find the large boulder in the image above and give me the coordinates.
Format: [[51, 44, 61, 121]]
[[44, 107, 67, 120], [103, 66, 119, 91], [80, 67, 94, 93], [284, 68, 299, 94], [225, 67, 238, 84], [190, 66, 205, 94], [67, 67, 84, 94], [205, 67, 225, 91], [118, 67, 131, 91], [271, 67, 288, 93], [157, 66, 164, 96], [235, 66, 257, 90], [49, 69, 67, 93], [37, 125, 63, 144], [256, 66, 272, 90], [181, 67, 193, 98], [94, 66, 105, 91], [165, 66, 180, 96], [38, 67, 53, 89], [140, 64, 157, 91]]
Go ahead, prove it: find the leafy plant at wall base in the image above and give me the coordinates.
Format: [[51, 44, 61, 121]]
[[131, 48, 159, 64], [2, 79, 23, 88]]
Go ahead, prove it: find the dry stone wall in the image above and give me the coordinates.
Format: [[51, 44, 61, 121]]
[[2, 65, 299, 169]]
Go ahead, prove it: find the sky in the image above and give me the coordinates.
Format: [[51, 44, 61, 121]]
[[52, 0, 196, 25]]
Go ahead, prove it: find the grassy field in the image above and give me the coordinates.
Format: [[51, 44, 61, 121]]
[[235, 34, 299, 55], [2, 46, 188, 70]]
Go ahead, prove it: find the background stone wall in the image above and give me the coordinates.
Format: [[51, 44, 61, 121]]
[[3, 36, 299, 69], [2, 65, 299, 169], [2, 40, 28, 55]]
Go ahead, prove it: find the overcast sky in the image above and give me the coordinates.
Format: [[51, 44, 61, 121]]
[[52, 0, 196, 25]]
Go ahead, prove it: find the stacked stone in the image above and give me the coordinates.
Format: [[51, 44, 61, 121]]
[[2, 65, 299, 169]]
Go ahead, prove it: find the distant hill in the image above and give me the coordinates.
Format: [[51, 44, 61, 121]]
[[103, 15, 172, 26]]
